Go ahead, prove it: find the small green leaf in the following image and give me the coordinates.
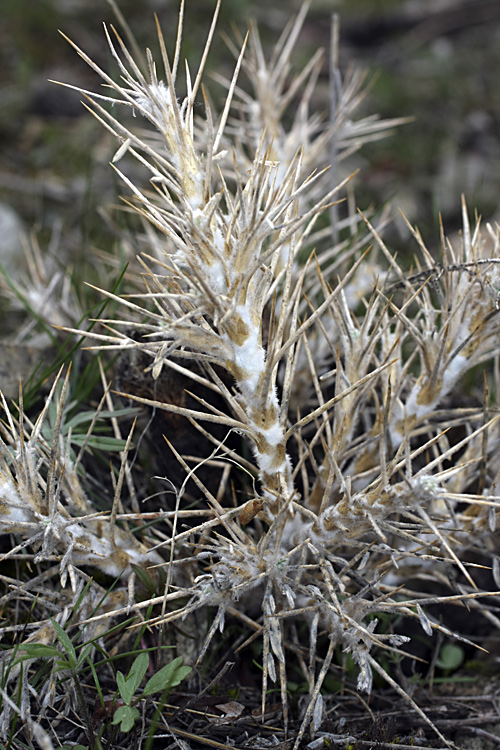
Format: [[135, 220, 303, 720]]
[[13, 644, 61, 663], [78, 643, 93, 668], [131, 564, 156, 595], [143, 657, 191, 697], [65, 407, 138, 429], [71, 435, 129, 451], [112, 704, 140, 733], [437, 643, 464, 672], [116, 671, 129, 704], [51, 619, 77, 668], [126, 652, 149, 696], [54, 658, 74, 673], [116, 653, 150, 704], [64, 410, 102, 430]]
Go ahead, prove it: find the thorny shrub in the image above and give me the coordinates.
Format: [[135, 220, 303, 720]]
[[1, 2, 500, 747]]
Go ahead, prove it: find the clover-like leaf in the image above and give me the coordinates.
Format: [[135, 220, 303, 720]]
[[116, 652, 149, 705], [143, 657, 191, 697], [112, 704, 140, 733]]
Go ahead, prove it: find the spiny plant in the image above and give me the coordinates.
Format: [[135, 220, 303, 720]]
[[2, 1, 500, 747], [0, 363, 164, 741]]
